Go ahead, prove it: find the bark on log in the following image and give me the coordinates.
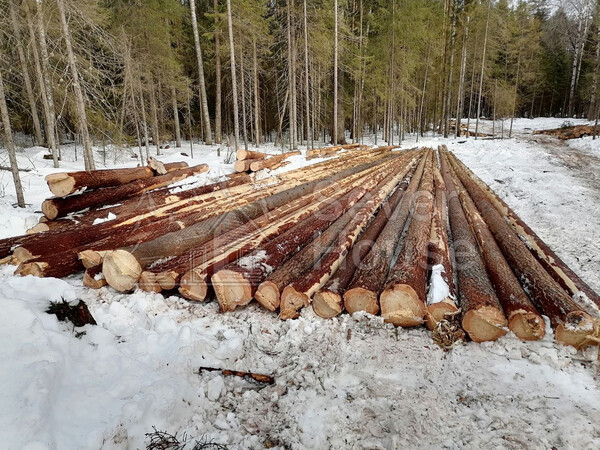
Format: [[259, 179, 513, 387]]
[[236, 149, 267, 160], [449, 163, 545, 341], [425, 162, 458, 330], [82, 265, 106, 289], [45, 162, 188, 197], [280, 158, 418, 319], [380, 152, 435, 327], [312, 164, 416, 318], [211, 156, 414, 311], [448, 151, 600, 313], [249, 151, 301, 171], [446, 150, 595, 347], [42, 164, 208, 219], [343, 150, 427, 315], [439, 150, 508, 342]]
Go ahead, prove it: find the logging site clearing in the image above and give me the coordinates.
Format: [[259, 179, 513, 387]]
[[1, 117, 600, 448]]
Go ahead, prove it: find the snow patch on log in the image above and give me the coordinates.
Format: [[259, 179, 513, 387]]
[[427, 264, 452, 305], [92, 212, 117, 225], [235, 250, 273, 274]]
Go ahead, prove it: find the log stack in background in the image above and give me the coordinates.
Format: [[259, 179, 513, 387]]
[[234, 149, 301, 173], [2, 145, 598, 349]]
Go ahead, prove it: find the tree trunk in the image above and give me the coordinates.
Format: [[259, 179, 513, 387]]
[[287, 0, 297, 150], [252, 37, 261, 146], [56, 0, 95, 170], [455, 16, 469, 137], [214, 0, 222, 144], [0, 68, 26, 207], [8, 0, 43, 145], [343, 151, 427, 315], [303, 0, 311, 149], [189, 0, 213, 144], [237, 149, 267, 160], [226, 0, 239, 151], [149, 81, 160, 155], [172, 87, 182, 147], [438, 148, 507, 342], [333, 0, 339, 145], [475, 0, 491, 139], [34, 0, 59, 167], [509, 52, 521, 138]]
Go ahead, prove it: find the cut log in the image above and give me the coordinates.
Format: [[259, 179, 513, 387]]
[[449, 161, 544, 341], [78, 249, 109, 268], [234, 158, 261, 172], [147, 157, 187, 175], [380, 151, 434, 327], [236, 149, 267, 161], [249, 151, 301, 171], [425, 162, 458, 330], [312, 164, 416, 318], [448, 151, 600, 314], [446, 150, 595, 347], [45, 161, 188, 197], [82, 265, 106, 289], [211, 155, 415, 311], [101, 250, 142, 292], [343, 150, 428, 315], [280, 157, 419, 319], [438, 150, 508, 342], [267, 160, 291, 171], [42, 164, 209, 219]]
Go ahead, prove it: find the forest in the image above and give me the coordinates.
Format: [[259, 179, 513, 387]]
[[0, 0, 599, 168]]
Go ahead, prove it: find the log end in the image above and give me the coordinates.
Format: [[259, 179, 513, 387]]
[[26, 223, 50, 234], [41, 200, 59, 220], [279, 286, 309, 320], [233, 160, 249, 173], [462, 307, 508, 342], [555, 311, 598, 348], [156, 271, 178, 291], [212, 270, 253, 312], [425, 300, 459, 331], [312, 289, 343, 319], [138, 271, 163, 293], [344, 287, 379, 316], [46, 173, 75, 197], [255, 281, 280, 312], [102, 250, 142, 292], [178, 269, 208, 301], [83, 270, 107, 289], [15, 261, 48, 278], [380, 284, 427, 327], [12, 246, 35, 265], [508, 311, 546, 341], [78, 249, 105, 269]]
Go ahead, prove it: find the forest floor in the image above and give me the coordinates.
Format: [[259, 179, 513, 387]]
[[1, 118, 599, 449]]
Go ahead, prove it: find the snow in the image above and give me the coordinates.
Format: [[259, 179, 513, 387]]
[[92, 211, 116, 225], [427, 264, 451, 305], [1, 120, 600, 448]]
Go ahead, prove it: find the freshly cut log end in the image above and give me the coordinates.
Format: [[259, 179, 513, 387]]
[[41, 200, 59, 220], [555, 311, 598, 348], [212, 270, 253, 312], [279, 286, 309, 320], [138, 271, 162, 293], [380, 284, 427, 327], [178, 269, 208, 301], [508, 311, 546, 341], [343, 287, 379, 316], [156, 271, 178, 290], [12, 246, 35, 265], [102, 250, 142, 292], [78, 249, 105, 269], [236, 149, 267, 161], [312, 290, 343, 318], [255, 281, 280, 312], [26, 223, 50, 234], [425, 300, 459, 331], [462, 307, 508, 342], [15, 261, 47, 278], [45, 173, 76, 198]]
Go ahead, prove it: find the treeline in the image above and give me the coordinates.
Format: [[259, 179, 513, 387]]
[[1, 0, 600, 161]]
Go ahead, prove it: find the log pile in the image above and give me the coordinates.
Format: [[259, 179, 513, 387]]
[[234, 149, 300, 173], [2, 145, 598, 349], [533, 124, 596, 140]]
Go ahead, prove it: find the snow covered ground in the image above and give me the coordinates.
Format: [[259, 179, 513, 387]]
[[1, 118, 600, 449]]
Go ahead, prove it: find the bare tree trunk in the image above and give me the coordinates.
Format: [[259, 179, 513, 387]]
[[138, 85, 151, 162], [475, 0, 491, 139], [148, 81, 160, 155], [333, 0, 339, 145], [589, 29, 600, 120], [239, 38, 249, 151], [287, 0, 297, 149], [56, 0, 95, 170], [509, 52, 521, 138], [34, 0, 59, 167], [171, 87, 182, 147], [189, 0, 213, 144], [226, 0, 239, 151], [417, 45, 431, 142], [0, 68, 26, 207], [214, 0, 222, 144], [186, 90, 194, 157], [568, 15, 590, 117], [303, 0, 312, 149], [252, 37, 261, 147], [455, 15, 469, 137], [444, 0, 457, 138], [8, 0, 43, 146]]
